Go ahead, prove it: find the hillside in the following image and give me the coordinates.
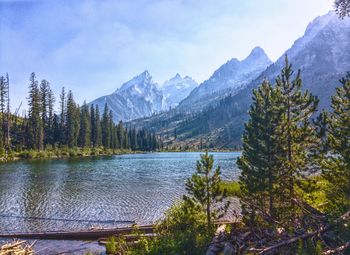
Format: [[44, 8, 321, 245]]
[[129, 12, 350, 149]]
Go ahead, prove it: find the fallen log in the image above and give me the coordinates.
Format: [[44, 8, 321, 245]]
[[323, 240, 350, 255], [0, 225, 154, 240], [253, 209, 350, 254], [0, 220, 236, 241]]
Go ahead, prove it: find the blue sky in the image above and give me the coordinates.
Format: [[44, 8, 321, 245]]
[[0, 0, 333, 111]]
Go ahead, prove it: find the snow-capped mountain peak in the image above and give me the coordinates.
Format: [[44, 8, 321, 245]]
[[162, 74, 198, 108], [117, 70, 153, 93]]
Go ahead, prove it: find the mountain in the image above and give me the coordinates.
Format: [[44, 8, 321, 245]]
[[129, 12, 350, 149], [178, 46, 272, 112], [161, 74, 198, 108], [89, 71, 167, 122], [89, 71, 198, 122]]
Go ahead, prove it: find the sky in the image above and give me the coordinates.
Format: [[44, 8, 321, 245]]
[[0, 0, 333, 111]]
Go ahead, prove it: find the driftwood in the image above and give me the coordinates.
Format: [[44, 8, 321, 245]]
[[249, 209, 350, 254], [0, 220, 234, 242], [0, 240, 35, 255], [0, 225, 154, 240], [323, 240, 350, 255]]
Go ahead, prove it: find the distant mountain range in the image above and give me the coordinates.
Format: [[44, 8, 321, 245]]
[[88, 71, 198, 122], [126, 11, 350, 148], [178, 46, 272, 112]]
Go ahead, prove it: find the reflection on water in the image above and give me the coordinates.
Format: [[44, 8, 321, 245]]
[[0, 152, 240, 233]]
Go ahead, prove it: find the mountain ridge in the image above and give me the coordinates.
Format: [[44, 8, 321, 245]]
[[128, 11, 350, 149]]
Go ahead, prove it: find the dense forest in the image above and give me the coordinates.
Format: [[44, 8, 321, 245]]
[[0, 72, 158, 160]]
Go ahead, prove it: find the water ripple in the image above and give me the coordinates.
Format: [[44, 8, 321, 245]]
[[0, 152, 241, 232]]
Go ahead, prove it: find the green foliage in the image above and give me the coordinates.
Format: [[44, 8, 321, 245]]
[[105, 236, 117, 254], [184, 151, 230, 228], [322, 73, 350, 217], [128, 153, 229, 254], [238, 80, 284, 225], [297, 239, 323, 255], [105, 235, 128, 255], [238, 58, 319, 227], [130, 200, 211, 255], [220, 181, 241, 197], [0, 72, 160, 161]]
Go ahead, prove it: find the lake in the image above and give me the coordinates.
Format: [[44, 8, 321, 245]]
[[0, 152, 240, 234]]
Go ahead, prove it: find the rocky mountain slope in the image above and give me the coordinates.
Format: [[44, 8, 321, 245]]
[[89, 71, 197, 122], [178, 47, 272, 112], [129, 12, 350, 148], [162, 74, 198, 108]]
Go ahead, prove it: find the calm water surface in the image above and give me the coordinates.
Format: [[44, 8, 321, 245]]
[[0, 152, 240, 233]]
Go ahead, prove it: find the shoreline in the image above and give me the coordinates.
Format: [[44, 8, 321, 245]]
[[0, 149, 240, 163]]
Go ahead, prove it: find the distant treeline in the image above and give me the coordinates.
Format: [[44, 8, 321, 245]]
[[0, 72, 158, 157]]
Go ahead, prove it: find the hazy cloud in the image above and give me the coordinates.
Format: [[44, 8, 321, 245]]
[[0, 0, 333, 109]]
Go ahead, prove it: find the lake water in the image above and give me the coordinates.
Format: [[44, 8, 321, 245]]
[[0, 152, 240, 234]]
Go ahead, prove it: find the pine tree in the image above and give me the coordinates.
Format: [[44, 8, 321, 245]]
[[40, 79, 51, 147], [66, 90, 79, 147], [123, 128, 129, 149], [47, 87, 55, 145], [52, 114, 60, 146], [238, 80, 284, 225], [4, 73, 10, 151], [117, 121, 124, 149], [78, 101, 91, 147], [184, 152, 229, 229], [322, 73, 350, 216], [238, 58, 319, 226], [59, 87, 67, 145], [0, 76, 6, 149], [101, 103, 111, 148], [95, 105, 102, 147], [109, 110, 115, 149], [275, 57, 318, 220], [27, 73, 43, 150]]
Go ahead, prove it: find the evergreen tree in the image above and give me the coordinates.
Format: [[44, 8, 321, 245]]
[[183, 152, 229, 229], [4, 73, 10, 151], [52, 114, 60, 146], [66, 90, 80, 147], [90, 104, 96, 146], [109, 110, 115, 149], [0, 76, 6, 149], [117, 121, 124, 149], [27, 72, 44, 150], [101, 103, 111, 148], [47, 87, 55, 145], [322, 73, 350, 216], [275, 57, 318, 220], [95, 105, 102, 147], [40, 79, 51, 147], [59, 87, 67, 145], [78, 101, 91, 147], [238, 58, 319, 226], [238, 80, 284, 225], [123, 128, 129, 149]]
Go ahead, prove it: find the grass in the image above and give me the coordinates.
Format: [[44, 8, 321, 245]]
[[0, 147, 138, 162], [220, 180, 241, 197]]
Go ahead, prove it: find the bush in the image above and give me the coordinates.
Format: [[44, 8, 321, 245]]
[[37, 150, 47, 158], [105, 236, 128, 255], [220, 181, 241, 197], [130, 200, 211, 255]]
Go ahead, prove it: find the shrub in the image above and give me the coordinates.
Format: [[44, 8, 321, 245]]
[[220, 181, 241, 197], [105, 236, 128, 254], [130, 200, 211, 255]]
